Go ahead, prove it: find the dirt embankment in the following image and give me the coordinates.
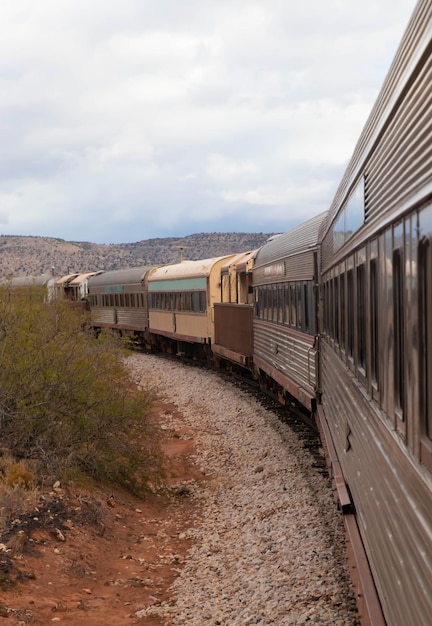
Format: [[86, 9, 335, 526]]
[[0, 399, 205, 626]]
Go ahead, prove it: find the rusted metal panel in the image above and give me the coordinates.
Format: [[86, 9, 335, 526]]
[[214, 303, 253, 357], [321, 341, 432, 626]]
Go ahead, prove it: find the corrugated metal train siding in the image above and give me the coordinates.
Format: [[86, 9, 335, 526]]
[[254, 250, 315, 284], [321, 342, 432, 626], [254, 320, 316, 395], [364, 53, 432, 227], [91, 307, 148, 329], [254, 212, 327, 275]]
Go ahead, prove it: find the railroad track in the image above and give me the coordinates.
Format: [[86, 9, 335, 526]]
[[148, 349, 328, 478]]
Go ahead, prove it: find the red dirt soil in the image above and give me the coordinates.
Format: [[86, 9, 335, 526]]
[[0, 400, 206, 626]]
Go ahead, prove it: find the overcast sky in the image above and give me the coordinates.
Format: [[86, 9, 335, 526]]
[[0, 0, 416, 244]]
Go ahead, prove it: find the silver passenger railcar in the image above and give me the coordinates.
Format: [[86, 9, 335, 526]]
[[87, 267, 156, 344], [252, 213, 327, 411], [319, 1, 432, 624]]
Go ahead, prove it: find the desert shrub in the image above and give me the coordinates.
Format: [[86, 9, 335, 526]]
[[0, 285, 164, 494]]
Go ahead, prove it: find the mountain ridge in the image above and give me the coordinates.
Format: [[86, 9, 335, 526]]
[[0, 232, 276, 277]]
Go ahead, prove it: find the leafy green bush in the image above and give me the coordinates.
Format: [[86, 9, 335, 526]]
[[0, 284, 164, 494]]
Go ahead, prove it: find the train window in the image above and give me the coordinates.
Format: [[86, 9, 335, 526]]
[[347, 269, 354, 359], [329, 279, 334, 339], [303, 283, 309, 333], [340, 273, 345, 350], [201, 291, 206, 312], [272, 285, 277, 322], [393, 248, 404, 415], [418, 236, 432, 461], [267, 286, 273, 321], [284, 285, 290, 325], [290, 284, 297, 327], [192, 292, 199, 312], [277, 285, 283, 324], [328, 278, 333, 338], [357, 263, 366, 373], [261, 287, 267, 319], [370, 258, 379, 388], [270, 285, 276, 322], [296, 283, 302, 328], [322, 280, 328, 335], [332, 278, 339, 344]]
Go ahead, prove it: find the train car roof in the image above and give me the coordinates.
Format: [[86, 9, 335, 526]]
[[55, 273, 79, 286], [69, 271, 102, 285], [254, 212, 328, 267], [220, 249, 259, 274], [7, 275, 57, 288], [149, 256, 234, 281], [88, 266, 155, 287]]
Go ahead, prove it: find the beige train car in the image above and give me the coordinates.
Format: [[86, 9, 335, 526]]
[[213, 249, 258, 368], [148, 255, 236, 356]]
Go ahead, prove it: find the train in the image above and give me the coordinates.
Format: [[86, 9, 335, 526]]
[[4, 1, 431, 624]]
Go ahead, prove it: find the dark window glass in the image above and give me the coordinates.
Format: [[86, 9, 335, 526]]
[[296, 282, 302, 328], [333, 278, 339, 343], [393, 248, 404, 412], [199, 291, 206, 312], [347, 269, 354, 358], [329, 279, 334, 339], [419, 238, 432, 439], [304, 283, 310, 333], [370, 259, 379, 385], [278, 285, 283, 324], [290, 284, 297, 327], [357, 264, 366, 370], [284, 285, 290, 325]]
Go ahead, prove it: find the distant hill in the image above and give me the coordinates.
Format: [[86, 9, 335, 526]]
[[0, 232, 276, 277]]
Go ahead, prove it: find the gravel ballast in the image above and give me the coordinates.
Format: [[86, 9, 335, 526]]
[[127, 352, 360, 625]]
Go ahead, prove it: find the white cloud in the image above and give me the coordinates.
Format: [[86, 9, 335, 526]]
[[206, 153, 259, 181], [0, 0, 416, 243]]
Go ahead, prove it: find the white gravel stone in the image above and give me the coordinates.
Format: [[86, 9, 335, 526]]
[[127, 352, 360, 626]]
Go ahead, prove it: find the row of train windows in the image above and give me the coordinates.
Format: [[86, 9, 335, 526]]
[[253, 281, 315, 335], [323, 236, 432, 446], [323, 256, 402, 406], [89, 292, 146, 308], [149, 291, 207, 313]]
